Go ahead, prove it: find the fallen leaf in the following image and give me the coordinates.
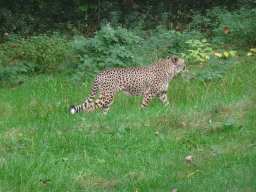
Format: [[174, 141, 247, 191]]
[[172, 189, 178, 192], [154, 131, 159, 136], [223, 52, 229, 57], [215, 52, 222, 57], [182, 122, 187, 126], [223, 26, 229, 34], [186, 156, 194, 161], [247, 52, 252, 56]]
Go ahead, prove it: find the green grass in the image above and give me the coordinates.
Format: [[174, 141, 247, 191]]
[[0, 55, 255, 191]]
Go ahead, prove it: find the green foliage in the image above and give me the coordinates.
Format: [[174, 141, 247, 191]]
[[1, 0, 255, 40], [212, 7, 256, 47], [2, 33, 70, 70], [215, 50, 237, 58], [124, 11, 158, 31], [0, 1, 92, 37], [208, 119, 236, 134], [181, 39, 214, 63], [132, 27, 202, 65], [0, 33, 72, 86], [0, 60, 39, 86], [69, 24, 142, 78], [188, 10, 213, 34], [189, 6, 256, 47], [0, 8, 28, 38], [184, 58, 234, 82], [77, 3, 97, 12], [157, 27, 188, 54], [225, 118, 236, 126]]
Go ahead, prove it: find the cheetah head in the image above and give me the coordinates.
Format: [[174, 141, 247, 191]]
[[167, 56, 186, 74]]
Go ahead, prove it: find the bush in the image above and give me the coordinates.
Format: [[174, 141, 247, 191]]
[[2, 33, 71, 70], [188, 6, 256, 48], [69, 24, 143, 78], [181, 39, 214, 64], [211, 7, 256, 47], [0, 60, 39, 86], [0, 33, 72, 86], [136, 26, 202, 63], [184, 58, 235, 82]]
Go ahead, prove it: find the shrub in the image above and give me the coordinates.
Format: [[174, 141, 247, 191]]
[[69, 24, 143, 78], [132, 26, 203, 64], [2, 33, 71, 71], [188, 6, 256, 47], [181, 39, 214, 64], [183, 57, 235, 82], [0, 33, 72, 86], [0, 60, 39, 86]]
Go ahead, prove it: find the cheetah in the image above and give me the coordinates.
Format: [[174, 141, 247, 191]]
[[69, 56, 186, 114]]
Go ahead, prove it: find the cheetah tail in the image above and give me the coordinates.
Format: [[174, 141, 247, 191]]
[[69, 79, 99, 114]]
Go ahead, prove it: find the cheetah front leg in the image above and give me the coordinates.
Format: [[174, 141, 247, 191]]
[[141, 88, 158, 109], [157, 91, 169, 106]]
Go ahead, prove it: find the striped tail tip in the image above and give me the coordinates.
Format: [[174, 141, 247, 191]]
[[69, 105, 76, 114]]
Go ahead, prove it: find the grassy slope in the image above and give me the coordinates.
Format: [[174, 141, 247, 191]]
[[0, 55, 255, 191]]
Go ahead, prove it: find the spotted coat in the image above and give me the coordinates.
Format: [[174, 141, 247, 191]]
[[69, 56, 186, 114]]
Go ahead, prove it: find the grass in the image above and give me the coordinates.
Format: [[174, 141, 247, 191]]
[[0, 54, 255, 191]]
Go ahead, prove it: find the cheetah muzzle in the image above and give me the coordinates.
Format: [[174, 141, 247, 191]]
[[69, 56, 186, 114]]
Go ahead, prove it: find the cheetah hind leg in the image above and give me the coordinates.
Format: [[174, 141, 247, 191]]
[[157, 91, 169, 106], [86, 92, 115, 114]]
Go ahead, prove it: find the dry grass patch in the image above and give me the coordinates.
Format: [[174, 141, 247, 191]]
[[74, 172, 119, 190]]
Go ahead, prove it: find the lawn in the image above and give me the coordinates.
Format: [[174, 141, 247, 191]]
[[0, 54, 255, 191]]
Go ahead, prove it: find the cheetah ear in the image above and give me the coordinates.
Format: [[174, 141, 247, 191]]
[[167, 56, 171, 59], [171, 56, 179, 64]]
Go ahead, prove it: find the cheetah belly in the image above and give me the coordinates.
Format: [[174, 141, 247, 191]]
[[120, 83, 147, 96], [121, 90, 144, 96]]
